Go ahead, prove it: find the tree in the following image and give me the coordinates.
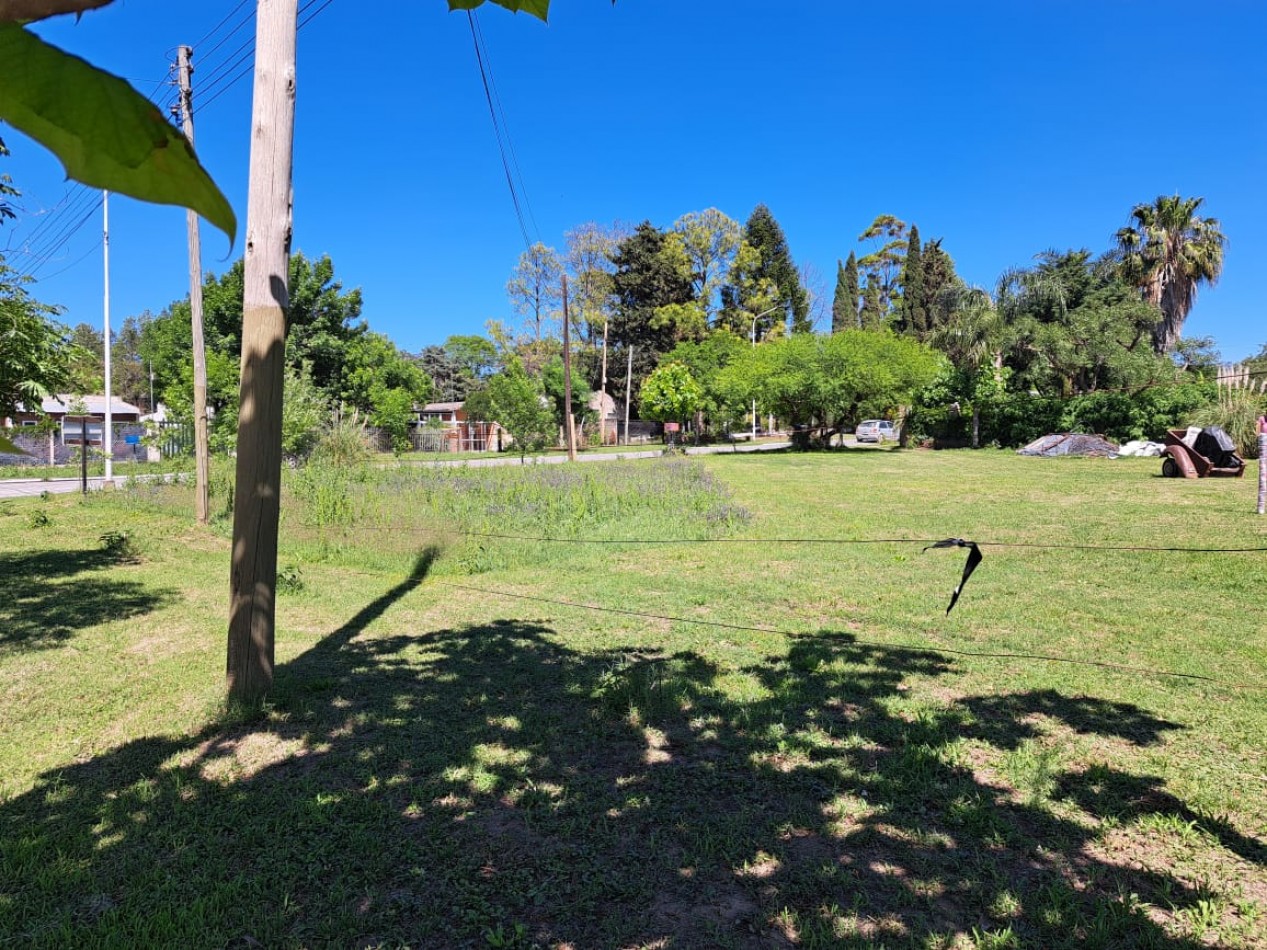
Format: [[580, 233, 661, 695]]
[[0, 257, 73, 421], [856, 214, 907, 315], [731, 204, 809, 334], [929, 287, 1009, 448], [671, 209, 741, 324], [897, 225, 925, 336], [832, 252, 860, 333], [661, 329, 746, 434], [469, 358, 555, 461], [921, 239, 961, 333], [0, 137, 18, 226], [65, 322, 104, 394], [717, 330, 943, 436], [639, 361, 704, 428], [280, 364, 328, 458], [506, 242, 563, 341], [608, 221, 695, 414], [859, 273, 884, 329], [1114, 194, 1226, 354]]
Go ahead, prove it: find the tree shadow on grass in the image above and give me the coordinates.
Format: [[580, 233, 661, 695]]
[[1, 580, 1262, 947], [0, 547, 170, 654]]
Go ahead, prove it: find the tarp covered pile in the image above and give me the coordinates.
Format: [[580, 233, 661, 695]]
[[1017, 433, 1120, 458]]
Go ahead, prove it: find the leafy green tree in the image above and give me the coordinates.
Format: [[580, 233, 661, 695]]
[[507, 242, 563, 341], [0, 137, 19, 226], [671, 209, 742, 324], [0, 257, 73, 420], [728, 204, 809, 334], [856, 214, 907, 315], [661, 329, 747, 433], [1114, 194, 1226, 354], [609, 221, 696, 413], [469, 358, 555, 461], [639, 361, 704, 428], [66, 322, 103, 394], [929, 287, 1009, 447], [717, 330, 943, 435], [921, 239, 962, 333], [281, 364, 329, 458]]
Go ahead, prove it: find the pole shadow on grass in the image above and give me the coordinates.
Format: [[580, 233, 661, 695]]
[[1, 585, 1262, 946], [0, 547, 171, 654]]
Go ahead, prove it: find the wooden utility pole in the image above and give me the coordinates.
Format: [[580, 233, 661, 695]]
[[177, 45, 211, 524], [599, 318, 609, 445], [562, 275, 576, 462], [623, 345, 633, 446], [227, 0, 297, 705]]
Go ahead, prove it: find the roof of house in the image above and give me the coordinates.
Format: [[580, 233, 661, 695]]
[[421, 401, 464, 413], [33, 394, 143, 416]]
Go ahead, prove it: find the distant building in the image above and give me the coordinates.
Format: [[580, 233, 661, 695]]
[[412, 401, 506, 452], [5, 394, 142, 445]]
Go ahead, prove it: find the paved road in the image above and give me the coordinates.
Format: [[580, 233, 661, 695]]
[[0, 441, 799, 498]]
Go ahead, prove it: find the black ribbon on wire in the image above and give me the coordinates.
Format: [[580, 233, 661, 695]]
[[923, 538, 983, 614]]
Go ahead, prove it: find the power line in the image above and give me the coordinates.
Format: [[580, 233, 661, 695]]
[[32, 237, 103, 281], [193, 0, 254, 52], [467, 10, 533, 250], [471, 11, 540, 241], [199, 0, 337, 114], [456, 530, 1267, 555], [436, 580, 1267, 693]]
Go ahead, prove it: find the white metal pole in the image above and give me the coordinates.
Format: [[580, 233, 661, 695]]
[[750, 315, 757, 441], [102, 190, 113, 483], [1257, 426, 1266, 515]]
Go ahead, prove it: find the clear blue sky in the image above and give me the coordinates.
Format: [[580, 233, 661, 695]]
[[5, 1, 1265, 359]]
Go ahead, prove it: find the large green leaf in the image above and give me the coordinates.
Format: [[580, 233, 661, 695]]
[[0, 24, 236, 243], [0, 0, 111, 22], [447, 0, 551, 20]]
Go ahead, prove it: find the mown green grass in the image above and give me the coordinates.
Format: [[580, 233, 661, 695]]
[[0, 448, 1264, 948]]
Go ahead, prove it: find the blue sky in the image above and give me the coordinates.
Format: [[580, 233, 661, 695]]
[[5, 1, 1265, 359]]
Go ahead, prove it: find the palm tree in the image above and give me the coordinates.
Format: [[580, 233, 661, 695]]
[[931, 286, 1010, 448], [1115, 195, 1226, 354]]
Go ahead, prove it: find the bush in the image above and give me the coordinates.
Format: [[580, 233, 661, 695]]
[[1195, 386, 1267, 458], [312, 418, 372, 467]]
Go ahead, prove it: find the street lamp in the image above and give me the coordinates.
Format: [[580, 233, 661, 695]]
[[749, 303, 782, 441]]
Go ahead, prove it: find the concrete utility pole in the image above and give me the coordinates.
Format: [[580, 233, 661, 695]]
[[102, 191, 112, 484], [1257, 415, 1266, 515], [227, 0, 298, 705], [562, 275, 576, 462], [177, 45, 212, 524]]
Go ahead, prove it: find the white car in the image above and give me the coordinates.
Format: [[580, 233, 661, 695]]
[[855, 420, 897, 443]]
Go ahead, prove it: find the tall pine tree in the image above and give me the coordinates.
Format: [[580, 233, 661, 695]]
[[738, 204, 810, 334], [831, 252, 862, 332], [897, 225, 925, 336]]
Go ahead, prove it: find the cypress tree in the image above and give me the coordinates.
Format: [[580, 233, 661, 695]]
[[859, 273, 884, 329], [899, 225, 925, 336], [843, 251, 860, 328], [831, 259, 849, 333]]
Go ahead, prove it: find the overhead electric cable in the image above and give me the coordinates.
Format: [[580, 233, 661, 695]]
[[467, 10, 533, 250]]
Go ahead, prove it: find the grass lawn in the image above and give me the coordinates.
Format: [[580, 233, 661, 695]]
[[0, 449, 1264, 948]]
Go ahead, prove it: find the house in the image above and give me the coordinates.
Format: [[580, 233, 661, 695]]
[[3, 394, 145, 465], [587, 391, 620, 445], [412, 401, 507, 452]]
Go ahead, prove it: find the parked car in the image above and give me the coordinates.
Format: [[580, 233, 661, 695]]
[[855, 420, 897, 443]]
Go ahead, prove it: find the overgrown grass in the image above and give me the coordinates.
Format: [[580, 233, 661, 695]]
[[0, 449, 1264, 948]]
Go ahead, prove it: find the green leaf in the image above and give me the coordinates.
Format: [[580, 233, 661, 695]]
[[446, 0, 551, 21], [0, 431, 30, 455], [0, 24, 236, 243], [0, 0, 112, 23]]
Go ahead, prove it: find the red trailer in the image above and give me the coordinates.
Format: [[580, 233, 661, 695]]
[[1161, 428, 1245, 479]]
